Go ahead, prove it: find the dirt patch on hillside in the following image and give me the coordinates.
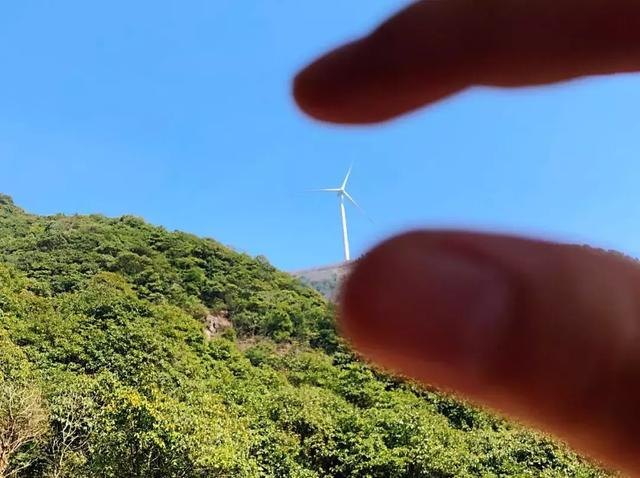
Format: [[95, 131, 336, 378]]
[[204, 312, 232, 339]]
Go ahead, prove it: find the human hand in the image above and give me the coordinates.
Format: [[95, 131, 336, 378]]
[[294, 0, 640, 475]]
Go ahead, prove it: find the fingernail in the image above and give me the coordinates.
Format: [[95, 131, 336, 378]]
[[341, 240, 512, 373]]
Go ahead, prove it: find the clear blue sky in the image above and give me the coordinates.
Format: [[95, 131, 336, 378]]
[[2, 1, 640, 271]]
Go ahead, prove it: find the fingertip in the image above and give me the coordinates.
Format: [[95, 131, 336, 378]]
[[292, 59, 333, 123], [339, 231, 512, 389], [293, 39, 395, 125], [292, 0, 482, 124]]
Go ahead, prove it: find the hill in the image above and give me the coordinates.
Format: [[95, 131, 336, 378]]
[[0, 194, 611, 477], [291, 262, 351, 300]]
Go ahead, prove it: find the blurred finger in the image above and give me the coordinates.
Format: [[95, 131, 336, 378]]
[[294, 0, 640, 123], [341, 231, 640, 474]]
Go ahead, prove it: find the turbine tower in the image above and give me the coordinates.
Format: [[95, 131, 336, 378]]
[[315, 166, 365, 262]]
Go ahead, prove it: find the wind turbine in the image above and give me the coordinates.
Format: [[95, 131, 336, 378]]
[[314, 166, 366, 262]]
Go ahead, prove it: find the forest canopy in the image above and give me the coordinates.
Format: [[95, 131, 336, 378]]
[[0, 194, 612, 477]]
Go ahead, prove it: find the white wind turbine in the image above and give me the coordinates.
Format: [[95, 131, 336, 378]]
[[314, 166, 367, 262]]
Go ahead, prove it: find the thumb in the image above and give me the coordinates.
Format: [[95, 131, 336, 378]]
[[341, 231, 640, 475]]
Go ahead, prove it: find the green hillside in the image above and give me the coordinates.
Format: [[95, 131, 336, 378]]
[[0, 194, 611, 477], [292, 263, 350, 300]]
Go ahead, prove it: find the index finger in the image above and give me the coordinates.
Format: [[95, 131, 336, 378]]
[[294, 0, 640, 124]]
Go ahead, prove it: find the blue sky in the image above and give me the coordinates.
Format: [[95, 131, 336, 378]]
[[2, 1, 640, 271]]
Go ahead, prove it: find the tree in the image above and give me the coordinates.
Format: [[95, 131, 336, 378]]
[[45, 374, 99, 478], [0, 380, 48, 477]]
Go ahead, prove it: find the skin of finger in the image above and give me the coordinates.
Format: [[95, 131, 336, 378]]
[[340, 231, 640, 474], [294, 0, 640, 123], [293, 0, 478, 123]]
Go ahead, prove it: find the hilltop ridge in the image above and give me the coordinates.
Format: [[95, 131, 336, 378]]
[[292, 261, 352, 300]]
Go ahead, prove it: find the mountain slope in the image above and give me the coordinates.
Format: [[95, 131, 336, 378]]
[[0, 194, 334, 347], [0, 194, 611, 477], [291, 262, 351, 300]]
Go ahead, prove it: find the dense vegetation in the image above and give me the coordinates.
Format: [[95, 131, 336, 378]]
[[0, 193, 612, 477]]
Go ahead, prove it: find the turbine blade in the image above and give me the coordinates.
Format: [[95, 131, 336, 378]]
[[309, 188, 341, 192], [343, 191, 374, 223], [341, 165, 353, 190], [342, 191, 361, 211]]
